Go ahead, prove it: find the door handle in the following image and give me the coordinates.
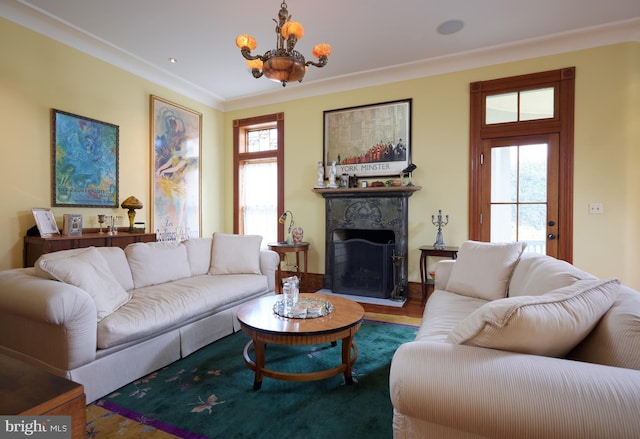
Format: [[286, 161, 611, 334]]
[[547, 233, 556, 240]]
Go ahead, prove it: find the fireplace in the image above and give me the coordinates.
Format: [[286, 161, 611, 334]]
[[314, 187, 419, 299], [332, 230, 395, 298]]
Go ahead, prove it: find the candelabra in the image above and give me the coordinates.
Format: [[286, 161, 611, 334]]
[[432, 210, 449, 250]]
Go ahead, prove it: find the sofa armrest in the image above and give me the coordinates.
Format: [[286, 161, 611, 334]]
[[434, 259, 455, 290], [390, 341, 640, 438], [260, 249, 280, 292], [0, 269, 97, 371]]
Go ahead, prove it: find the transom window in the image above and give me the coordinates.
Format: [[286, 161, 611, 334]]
[[486, 87, 555, 124]]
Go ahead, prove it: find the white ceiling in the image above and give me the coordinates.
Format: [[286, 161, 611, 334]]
[[2, 0, 639, 110]]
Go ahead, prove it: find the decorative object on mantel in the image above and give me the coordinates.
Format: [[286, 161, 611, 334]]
[[402, 163, 417, 186], [235, 1, 331, 87], [432, 209, 449, 249], [327, 161, 339, 188], [121, 195, 143, 233], [279, 210, 303, 244], [315, 161, 325, 188]]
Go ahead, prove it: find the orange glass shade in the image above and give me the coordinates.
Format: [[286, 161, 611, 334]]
[[281, 21, 304, 40], [312, 43, 332, 58], [235, 34, 257, 50], [263, 56, 305, 83], [246, 59, 263, 70]]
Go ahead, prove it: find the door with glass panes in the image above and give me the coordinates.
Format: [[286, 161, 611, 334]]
[[479, 134, 559, 257]]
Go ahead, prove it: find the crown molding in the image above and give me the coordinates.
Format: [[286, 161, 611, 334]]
[[2, 1, 638, 113], [223, 18, 640, 111], [2, 0, 226, 109]]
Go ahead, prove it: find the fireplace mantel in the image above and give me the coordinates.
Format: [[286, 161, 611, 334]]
[[312, 186, 421, 198], [314, 185, 420, 298]]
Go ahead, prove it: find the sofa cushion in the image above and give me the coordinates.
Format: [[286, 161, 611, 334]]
[[209, 233, 262, 275], [416, 290, 488, 343], [569, 285, 640, 370], [447, 278, 620, 357], [183, 237, 212, 276], [34, 246, 134, 291], [37, 247, 131, 321], [509, 252, 596, 297], [445, 241, 526, 300], [97, 273, 269, 349], [125, 241, 191, 288]]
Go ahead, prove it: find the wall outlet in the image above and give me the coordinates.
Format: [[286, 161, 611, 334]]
[[589, 203, 603, 214]]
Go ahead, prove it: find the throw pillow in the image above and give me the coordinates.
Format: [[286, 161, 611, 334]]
[[125, 241, 191, 289], [38, 247, 131, 321], [209, 233, 262, 275], [447, 278, 620, 357], [445, 240, 526, 300]]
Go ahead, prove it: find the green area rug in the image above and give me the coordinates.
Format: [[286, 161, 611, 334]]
[[91, 320, 417, 438]]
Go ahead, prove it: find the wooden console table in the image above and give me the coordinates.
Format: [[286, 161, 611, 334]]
[[268, 242, 309, 293], [24, 230, 157, 267], [419, 246, 459, 305], [0, 353, 86, 439]]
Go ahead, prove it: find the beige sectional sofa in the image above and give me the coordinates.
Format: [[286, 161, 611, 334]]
[[0, 233, 279, 403], [390, 240, 640, 438]]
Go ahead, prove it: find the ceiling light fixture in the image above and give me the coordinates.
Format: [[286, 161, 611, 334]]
[[235, 1, 331, 87]]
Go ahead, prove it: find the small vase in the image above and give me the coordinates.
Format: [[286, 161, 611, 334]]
[[291, 226, 304, 244]]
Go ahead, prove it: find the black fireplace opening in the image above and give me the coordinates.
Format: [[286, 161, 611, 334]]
[[332, 229, 395, 298]]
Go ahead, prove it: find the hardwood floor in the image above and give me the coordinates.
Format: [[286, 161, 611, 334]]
[[361, 297, 424, 319], [302, 273, 426, 324]]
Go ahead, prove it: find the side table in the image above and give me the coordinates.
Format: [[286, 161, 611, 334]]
[[419, 246, 459, 306], [267, 242, 309, 293]]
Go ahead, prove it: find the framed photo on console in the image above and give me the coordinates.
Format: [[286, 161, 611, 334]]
[[32, 208, 60, 237], [62, 214, 83, 236], [323, 99, 412, 178]]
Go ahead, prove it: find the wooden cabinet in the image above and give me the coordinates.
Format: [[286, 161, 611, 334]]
[[24, 230, 157, 267], [0, 353, 86, 439]]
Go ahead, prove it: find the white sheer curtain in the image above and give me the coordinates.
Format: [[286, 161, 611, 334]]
[[241, 160, 277, 247]]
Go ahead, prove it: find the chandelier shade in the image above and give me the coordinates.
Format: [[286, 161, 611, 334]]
[[235, 1, 330, 87]]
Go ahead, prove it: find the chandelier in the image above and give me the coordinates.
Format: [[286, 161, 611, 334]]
[[235, 1, 331, 87]]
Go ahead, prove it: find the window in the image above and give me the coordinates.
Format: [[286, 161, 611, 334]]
[[233, 114, 284, 246], [485, 87, 555, 124]]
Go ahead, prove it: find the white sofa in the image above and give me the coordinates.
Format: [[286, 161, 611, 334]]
[[390, 240, 640, 439], [0, 233, 279, 403]]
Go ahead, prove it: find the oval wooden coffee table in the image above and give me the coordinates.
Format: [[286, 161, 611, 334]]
[[236, 293, 364, 390]]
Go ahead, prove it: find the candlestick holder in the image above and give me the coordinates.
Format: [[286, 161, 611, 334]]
[[432, 209, 449, 250]]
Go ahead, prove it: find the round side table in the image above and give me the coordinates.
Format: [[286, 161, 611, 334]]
[[267, 242, 309, 293]]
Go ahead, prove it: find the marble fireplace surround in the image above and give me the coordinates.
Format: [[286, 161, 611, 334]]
[[313, 186, 420, 297]]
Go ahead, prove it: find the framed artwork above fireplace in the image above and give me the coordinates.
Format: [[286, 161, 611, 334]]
[[323, 99, 412, 178]]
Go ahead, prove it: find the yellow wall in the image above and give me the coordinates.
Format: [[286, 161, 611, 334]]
[[224, 43, 640, 289], [2, 16, 639, 289], [0, 17, 225, 269]]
